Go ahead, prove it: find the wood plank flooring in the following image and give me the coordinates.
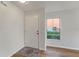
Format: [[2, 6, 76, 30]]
[[12, 46, 79, 57]]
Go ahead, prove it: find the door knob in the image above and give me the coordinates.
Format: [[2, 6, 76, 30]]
[[36, 30, 39, 35]]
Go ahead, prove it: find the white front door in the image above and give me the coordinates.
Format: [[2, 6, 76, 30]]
[[25, 14, 39, 49]]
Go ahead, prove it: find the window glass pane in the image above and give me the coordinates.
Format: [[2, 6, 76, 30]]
[[47, 18, 60, 40]]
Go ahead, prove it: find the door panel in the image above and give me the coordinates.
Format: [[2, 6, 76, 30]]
[[25, 14, 39, 49], [25, 9, 45, 50]]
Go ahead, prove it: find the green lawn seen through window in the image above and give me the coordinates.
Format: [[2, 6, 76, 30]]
[[47, 31, 60, 39]]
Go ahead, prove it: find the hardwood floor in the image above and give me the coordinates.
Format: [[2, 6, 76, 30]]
[[12, 46, 79, 57]]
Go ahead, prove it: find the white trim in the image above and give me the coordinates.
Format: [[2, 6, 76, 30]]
[[45, 11, 47, 51], [47, 44, 79, 51], [8, 45, 24, 57]]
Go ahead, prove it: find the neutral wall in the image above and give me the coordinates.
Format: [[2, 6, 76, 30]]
[[46, 8, 79, 50], [0, 2, 24, 56], [24, 8, 46, 50]]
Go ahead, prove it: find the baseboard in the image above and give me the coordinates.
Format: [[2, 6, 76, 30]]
[[47, 45, 79, 52], [9, 45, 24, 57]]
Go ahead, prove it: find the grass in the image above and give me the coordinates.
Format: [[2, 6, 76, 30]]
[[47, 31, 60, 39]]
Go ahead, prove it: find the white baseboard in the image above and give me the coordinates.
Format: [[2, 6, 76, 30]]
[[9, 45, 24, 57], [47, 44, 79, 51]]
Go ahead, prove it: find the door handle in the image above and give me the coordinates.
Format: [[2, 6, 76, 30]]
[[36, 30, 39, 35], [36, 32, 39, 35]]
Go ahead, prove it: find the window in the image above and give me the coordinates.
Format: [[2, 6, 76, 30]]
[[47, 18, 60, 40]]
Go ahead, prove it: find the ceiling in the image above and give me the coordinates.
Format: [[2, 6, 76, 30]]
[[12, 1, 44, 11], [12, 1, 79, 13]]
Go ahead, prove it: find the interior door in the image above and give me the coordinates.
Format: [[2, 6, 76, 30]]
[[25, 14, 39, 49]]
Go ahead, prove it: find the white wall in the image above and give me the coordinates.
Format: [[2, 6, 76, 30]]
[[46, 8, 79, 50], [0, 2, 24, 56], [24, 8, 46, 50]]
